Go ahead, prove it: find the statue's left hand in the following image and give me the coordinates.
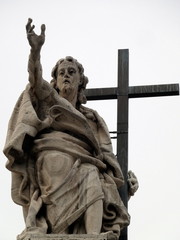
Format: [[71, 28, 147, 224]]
[[26, 18, 46, 51], [127, 170, 139, 196]]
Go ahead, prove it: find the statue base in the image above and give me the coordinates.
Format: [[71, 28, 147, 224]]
[[17, 233, 117, 240]]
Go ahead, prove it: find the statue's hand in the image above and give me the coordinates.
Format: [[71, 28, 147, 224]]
[[26, 18, 45, 51], [127, 170, 139, 196]]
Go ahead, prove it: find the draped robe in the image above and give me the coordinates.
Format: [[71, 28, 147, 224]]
[[3, 81, 130, 238]]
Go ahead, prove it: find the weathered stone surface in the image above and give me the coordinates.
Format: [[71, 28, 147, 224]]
[[17, 233, 117, 240], [4, 18, 138, 239]]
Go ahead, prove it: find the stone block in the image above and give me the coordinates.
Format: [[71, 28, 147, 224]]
[[17, 233, 117, 240]]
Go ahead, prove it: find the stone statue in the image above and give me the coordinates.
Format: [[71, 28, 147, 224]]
[[3, 19, 138, 240]]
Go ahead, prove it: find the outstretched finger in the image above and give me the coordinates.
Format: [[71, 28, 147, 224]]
[[26, 18, 33, 32], [29, 24, 35, 33], [41, 24, 46, 36]]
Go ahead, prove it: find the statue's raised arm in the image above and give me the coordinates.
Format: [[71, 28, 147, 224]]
[[4, 18, 137, 239], [26, 18, 46, 90]]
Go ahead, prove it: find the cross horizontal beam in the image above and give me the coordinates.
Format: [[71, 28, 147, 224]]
[[85, 49, 179, 240], [85, 83, 179, 100]]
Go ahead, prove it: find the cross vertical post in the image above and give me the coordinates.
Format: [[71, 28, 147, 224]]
[[85, 49, 179, 240], [117, 49, 129, 240]]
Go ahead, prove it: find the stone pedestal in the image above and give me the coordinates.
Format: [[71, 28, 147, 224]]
[[17, 233, 117, 240]]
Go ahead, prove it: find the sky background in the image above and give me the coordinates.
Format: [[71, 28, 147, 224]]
[[1, 0, 180, 239]]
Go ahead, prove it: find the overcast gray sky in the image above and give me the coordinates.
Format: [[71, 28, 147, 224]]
[[1, 0, 180, 239]]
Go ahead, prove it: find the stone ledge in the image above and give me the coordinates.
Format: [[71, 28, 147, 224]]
[[17, 233, 117, 240]]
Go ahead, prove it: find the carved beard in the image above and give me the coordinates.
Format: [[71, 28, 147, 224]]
[[59, 84, 73, 98]]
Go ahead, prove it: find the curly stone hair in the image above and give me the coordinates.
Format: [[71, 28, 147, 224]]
[[50, 56, 88, 107]]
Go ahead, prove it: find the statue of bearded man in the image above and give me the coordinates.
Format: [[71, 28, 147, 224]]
[[4, 19, 138, 240]]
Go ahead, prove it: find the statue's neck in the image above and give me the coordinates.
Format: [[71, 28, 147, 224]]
[[59, 91, 78, 108]]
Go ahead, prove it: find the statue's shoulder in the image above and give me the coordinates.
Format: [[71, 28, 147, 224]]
[[79, 105, 108, 130], [79, 105, 100, 122], [25, 79, 58, 102]]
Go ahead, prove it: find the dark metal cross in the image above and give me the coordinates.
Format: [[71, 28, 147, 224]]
[[85, 49, 179, 240]]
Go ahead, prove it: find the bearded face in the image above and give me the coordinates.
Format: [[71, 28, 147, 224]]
[[56, 61, 81, 103]]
